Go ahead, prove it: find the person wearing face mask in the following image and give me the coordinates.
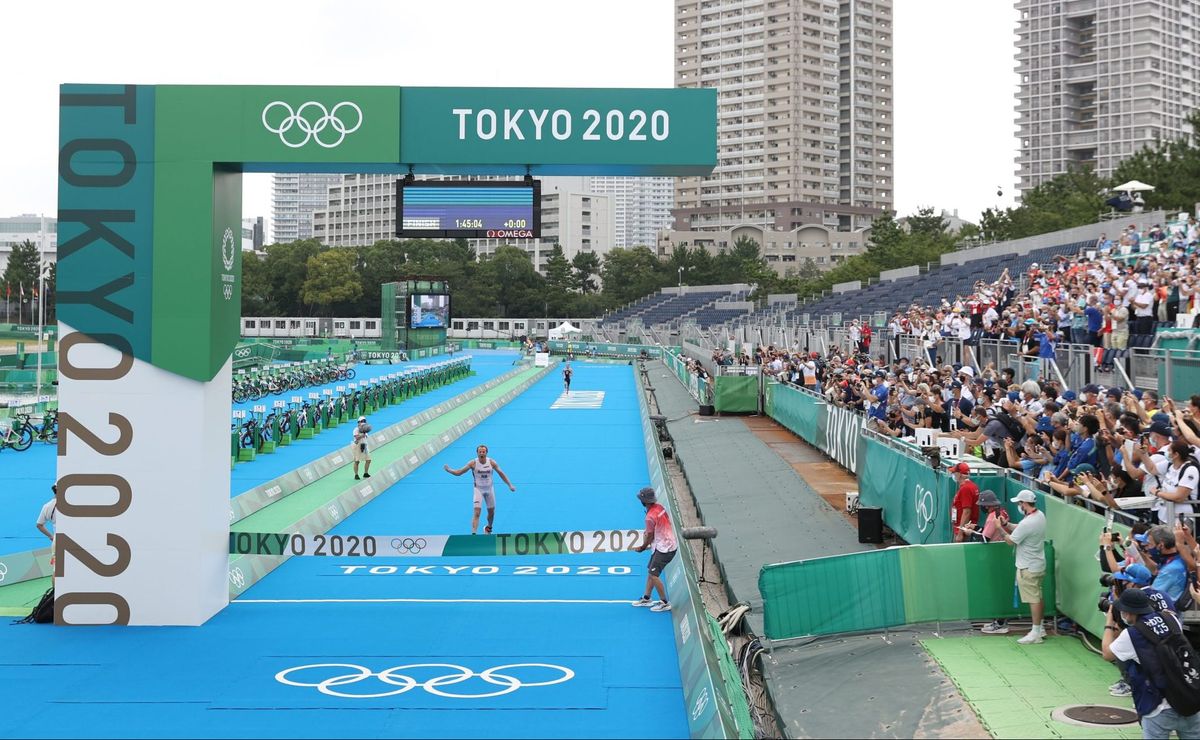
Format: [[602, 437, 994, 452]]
[[1102, 588, 1200, 737], [1134, 525, 1192, 608]]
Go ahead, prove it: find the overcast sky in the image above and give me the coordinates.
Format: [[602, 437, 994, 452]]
[[5, 0, 1020, 233]]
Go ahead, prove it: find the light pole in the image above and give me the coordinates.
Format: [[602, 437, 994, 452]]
[[678, 266, 684, 291], [34, 260, 50, 402]]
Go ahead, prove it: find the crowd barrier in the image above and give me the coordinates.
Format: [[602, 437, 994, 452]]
[[755, 379, 1129, 639], [634, 363, 752, 739], [762, 382, 864, 472], [663, 348, 712, 405], [759, 542, 1057, 640]]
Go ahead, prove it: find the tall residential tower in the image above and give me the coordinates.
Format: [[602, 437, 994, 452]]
[[1015, 0, 1200, 194], [671, 0, 893, 245]]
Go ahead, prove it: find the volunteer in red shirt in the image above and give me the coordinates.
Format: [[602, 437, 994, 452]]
[[950, 462, 980, 542], [631, 487, 678, 613]]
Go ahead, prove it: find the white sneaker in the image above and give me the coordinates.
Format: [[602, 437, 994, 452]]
[[980, 621, 1009, 634], [650, 601, 672, 612], [631, 597, 656, 608], [1109, 680, 1132, 697], [1017, 629, 1044, 645]]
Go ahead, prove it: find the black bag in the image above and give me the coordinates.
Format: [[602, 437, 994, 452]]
[[13, 587, 54, 624], [1133, 615, 1200, 716], [994, 411, 1025, 444]]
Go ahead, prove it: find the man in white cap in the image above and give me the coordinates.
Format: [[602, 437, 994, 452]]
[[352, 415, 372, 480], [996, 489, 1047, 643]]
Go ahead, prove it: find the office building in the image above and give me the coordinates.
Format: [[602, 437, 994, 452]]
[[1016, 0, 1200, 194], [242, 217, 265, 252], [670, 0, 894, 240], [271, 173, 343, 243]]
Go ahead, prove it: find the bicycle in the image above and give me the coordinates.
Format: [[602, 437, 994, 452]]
[[1, 421, 34, 451], [15, 411, 57, 444]]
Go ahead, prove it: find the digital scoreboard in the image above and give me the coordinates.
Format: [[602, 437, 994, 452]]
[[396, 179, 540, 239]]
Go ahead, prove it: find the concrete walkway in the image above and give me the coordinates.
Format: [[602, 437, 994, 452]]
[[647, 361, 987, 739]]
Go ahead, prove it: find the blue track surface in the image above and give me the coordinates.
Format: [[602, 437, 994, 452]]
[[0, 362, 689, 738], [0, 351, 518, 555]]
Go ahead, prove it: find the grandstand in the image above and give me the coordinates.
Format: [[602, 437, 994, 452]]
[[732, 240, 1093, 327], [599, 285, 752, 329]]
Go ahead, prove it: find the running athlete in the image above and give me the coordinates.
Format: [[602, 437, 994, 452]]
[[443, 444, 516, 534], [632, 487, 678, 612], [562, 361, 573, 394]]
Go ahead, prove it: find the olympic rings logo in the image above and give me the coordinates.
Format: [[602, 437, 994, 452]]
[[0, 562, 7, 583], [261, 101, 363, 149], [390, 537, 427, 554], [275, 663, 575, 699], [915, 484, 935, 534]]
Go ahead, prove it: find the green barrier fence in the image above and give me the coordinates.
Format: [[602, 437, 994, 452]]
[[856, 435, 949, 545], [663, 348, 712, 405], [713, 375, 758, 413], [548, 339, 662, 358], [759, 542, 1057, 640], [761, 381, 865, 470], [635, 362, 751, 739]]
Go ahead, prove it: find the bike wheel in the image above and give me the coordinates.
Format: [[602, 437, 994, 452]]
[[13, 428, 33, 451], [344, 368, 356, 380]]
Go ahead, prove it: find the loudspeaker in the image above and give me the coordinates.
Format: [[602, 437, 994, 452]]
[[858, 506, 883, 544], [699, 404, 715, 416]]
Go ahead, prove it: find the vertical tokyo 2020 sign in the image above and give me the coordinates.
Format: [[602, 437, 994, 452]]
[[55, 84, 715, 625]]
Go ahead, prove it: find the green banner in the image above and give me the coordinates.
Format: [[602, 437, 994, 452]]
[[856, 436, 949, 545], [713, 376, 758, 413], [764, 382, 824, 450], [399, 87, 717, 176], [760, 542, 1057, 640]]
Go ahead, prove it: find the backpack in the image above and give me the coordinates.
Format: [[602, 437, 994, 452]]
[[1132, 614, 1200, 716], [994, 411, 1025, 443], [13, 587, 54, 624]]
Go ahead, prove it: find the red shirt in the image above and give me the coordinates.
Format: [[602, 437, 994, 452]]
[[951, 480, 980, 530]]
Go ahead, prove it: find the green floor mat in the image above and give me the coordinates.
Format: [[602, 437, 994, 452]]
[[922, 635, 1141, 739]]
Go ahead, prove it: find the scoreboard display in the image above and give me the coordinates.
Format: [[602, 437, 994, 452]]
[[396, 179, 540, 239]]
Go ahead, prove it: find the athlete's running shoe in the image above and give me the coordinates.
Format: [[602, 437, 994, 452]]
[[484, 525, 493, 534], [650, 601, 672, 612], [631, 597, 658, 608]]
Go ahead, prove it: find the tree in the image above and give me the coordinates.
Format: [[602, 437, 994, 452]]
[[301, 249, 363, 315], [240, 251, 272, 316], [571, 251, 601, 293], [259, 239, 326, 314], [905, 206, 948, 238], [2, 240, 40, 296], [600, 247, 666, 305], [1111, 112, 1200, 212], [543, 244, 573, 293], [979, 168, 1108, 241]]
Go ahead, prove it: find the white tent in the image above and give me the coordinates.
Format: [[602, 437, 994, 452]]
[[548, 321, 582, 340], [1112, 180, 1156, 192]]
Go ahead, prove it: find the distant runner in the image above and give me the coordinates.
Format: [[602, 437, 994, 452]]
[[563, 361, 573, 394], [632, 487, 677, 613], [443, 444, 516, 534]]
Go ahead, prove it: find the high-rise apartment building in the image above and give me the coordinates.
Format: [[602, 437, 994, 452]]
[[312, 175, 614, 273], [671, 0, 893, 242], [271, 173, 343, 243], [1015, 0, 1200, 194], [584, 177, 674, 248]]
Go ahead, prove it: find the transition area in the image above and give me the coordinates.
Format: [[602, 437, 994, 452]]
[[0, 359, 691, 738]]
